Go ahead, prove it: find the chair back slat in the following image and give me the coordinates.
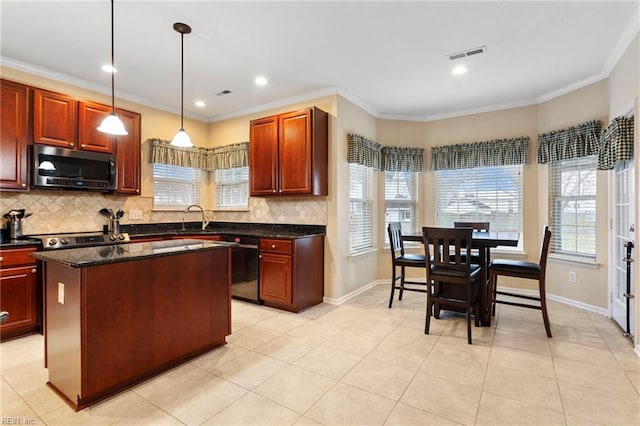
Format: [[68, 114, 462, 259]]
[[387, 222, 405, 257], [539, 225, 552, 273]]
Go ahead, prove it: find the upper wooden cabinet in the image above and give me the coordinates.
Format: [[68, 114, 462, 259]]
[[78, 101, 116, 154], [0, 79, 29, 191], [33, 88, 78, 149], [115, 108, 141, 195], [249, 107, 328, 196]]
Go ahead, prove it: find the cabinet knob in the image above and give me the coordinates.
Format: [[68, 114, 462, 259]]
[[271, 244, 276, 248], [273, 190, 276, 193], [69, 143, 74, 147], [0, 257, 3, 262], [136, 189, 140, 194], [81, 144, 85, 148], [20, 183, 26, 188], [31, 268, 36, 274]]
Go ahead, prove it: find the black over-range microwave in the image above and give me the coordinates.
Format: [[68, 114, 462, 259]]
[[31, 145, 117, 191]]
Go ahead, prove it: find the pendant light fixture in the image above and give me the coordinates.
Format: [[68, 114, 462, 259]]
[[97, 0, 128, 136], [171, 22, 193, 147]]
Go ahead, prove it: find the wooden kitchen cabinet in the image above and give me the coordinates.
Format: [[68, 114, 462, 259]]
[[0, 79, 29, 191], [33, 88, 78, 149], [0, 246, 41, 341], [259, 236, 324, 312], [78, 101, 116, 154], [249, 107, 328, 196], [115, 108, 141, 194]]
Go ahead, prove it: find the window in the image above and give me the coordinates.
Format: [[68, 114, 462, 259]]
[[549, 155, 597, 258], [435, 165, 523, 237], [153, 163, 200, 209], [214, 167, 249, 209], [349, 163, 374, 253], [384, 171, 417, 243]]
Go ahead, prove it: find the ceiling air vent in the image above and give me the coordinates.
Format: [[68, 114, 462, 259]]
[[216, 90, 231, 96], [448, 45, 487, 61]]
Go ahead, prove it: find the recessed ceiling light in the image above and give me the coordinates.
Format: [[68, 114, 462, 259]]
[[452, 65, 467, 75], [194, 100, 206, 107], [254, 76, 268, 86], [101, 64, 117, 73]]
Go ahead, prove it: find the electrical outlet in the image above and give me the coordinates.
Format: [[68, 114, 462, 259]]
[[300, 210, 306, 219], [569, 271, 577, 283], [58, 282, 65, 304], [256, 209, 262, 219], [129, 210, 143, 220]]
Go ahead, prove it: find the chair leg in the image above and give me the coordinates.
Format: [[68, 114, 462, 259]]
[[539, 276, 552, 338], [466, 285, 473, 344], [388, 266, 397, 308], [399, 266, 405, 300], [425, 284, 432, 335], [490, 271, 497, 318]]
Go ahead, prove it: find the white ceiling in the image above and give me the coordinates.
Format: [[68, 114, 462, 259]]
[[1, 1, 638, 123]]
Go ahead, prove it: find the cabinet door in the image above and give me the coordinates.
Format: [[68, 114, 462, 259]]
[[33, 89, 77, 148], [0, 80, 29, 191], [78, 101, 115, 154], [249, 115, 279, 196], [259, 252, 292, 305], [279, 109, 312, 195], [0, 265, 38, 336], [115, 109, 141, 194]]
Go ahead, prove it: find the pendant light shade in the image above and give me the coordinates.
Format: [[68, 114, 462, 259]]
[[98, 0, 128, 136], [171, 22, 193, 147]]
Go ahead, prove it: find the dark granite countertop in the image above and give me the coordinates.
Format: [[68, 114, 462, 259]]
[[0, 238, 41, 249], [32, 239, 235, 268], [122, 221, 326, 240]]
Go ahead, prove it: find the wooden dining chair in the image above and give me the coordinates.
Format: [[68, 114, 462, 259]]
[[453, 221, 490, 264], [423, 227, 481, 344], [488, 225, 552, 337], [387, 222, 428, 308]]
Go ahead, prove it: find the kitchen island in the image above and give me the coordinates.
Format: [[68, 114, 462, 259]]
[[32, 239, 233, 411]]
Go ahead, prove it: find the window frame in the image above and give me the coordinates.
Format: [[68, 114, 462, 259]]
[[349, 163, 375, 254], [549, 155, 597, 260], [384, 170, 418, 246], [213, 166, 249, 211], [152, 163, 201, 210]]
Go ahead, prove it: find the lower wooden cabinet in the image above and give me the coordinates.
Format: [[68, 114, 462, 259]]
[[259, 235, 324, 312], [0, 246, 40, 341]]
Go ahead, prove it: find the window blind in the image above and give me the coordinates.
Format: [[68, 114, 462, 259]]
[[153, 163, 201, 208], [549, 156, 597, 258], [349, 163, 374, 252], [435, 165, 523, 235], [215, 167, 249, 208], [384, 171, 417, 243]]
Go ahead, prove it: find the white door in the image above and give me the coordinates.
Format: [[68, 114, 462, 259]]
[[611, 159, 635, 337]]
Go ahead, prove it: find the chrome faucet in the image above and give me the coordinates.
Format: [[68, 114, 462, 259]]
[[185, 205, 210, 230]]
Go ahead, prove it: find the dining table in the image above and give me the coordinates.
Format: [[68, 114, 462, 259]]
[[402, 230, 520, 326]]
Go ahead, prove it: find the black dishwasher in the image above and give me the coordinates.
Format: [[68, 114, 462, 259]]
[[223, 235, 261, 304]]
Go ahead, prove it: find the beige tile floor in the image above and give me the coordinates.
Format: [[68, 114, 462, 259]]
[[2, 284, 640, 425]]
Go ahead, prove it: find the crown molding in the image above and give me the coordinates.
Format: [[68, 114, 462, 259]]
[[0, 57, 209, 122], [602, 8, 640, 76]]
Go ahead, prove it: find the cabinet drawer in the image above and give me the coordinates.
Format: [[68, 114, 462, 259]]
[[260, 239, 292, 254], [0, 247, 37, 268]]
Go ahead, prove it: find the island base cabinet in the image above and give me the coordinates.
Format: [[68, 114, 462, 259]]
[[45, 249, 231, 410]]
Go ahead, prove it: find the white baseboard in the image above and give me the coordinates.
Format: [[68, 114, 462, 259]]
[[325, 280, 608, 317], [634, 345, 640, 359], [496, 285, 608, 316], [323, 280, 386, 305]]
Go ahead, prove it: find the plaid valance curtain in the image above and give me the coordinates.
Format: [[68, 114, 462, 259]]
[[536, 120, 601, 164], [429, 137, 529, 171], [204, 142, 249, 171], [149, 138, 249, 171], [347, 134, 381, 169], [381, 146, 424, 172], [598, 116, 634, 170]]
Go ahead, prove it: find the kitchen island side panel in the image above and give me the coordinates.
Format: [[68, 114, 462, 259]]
[[45, 262, 82, 405], [43, 245, 232, 409]]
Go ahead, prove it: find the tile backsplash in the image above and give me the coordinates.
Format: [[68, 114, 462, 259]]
[[0, 190, 327, 236]]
